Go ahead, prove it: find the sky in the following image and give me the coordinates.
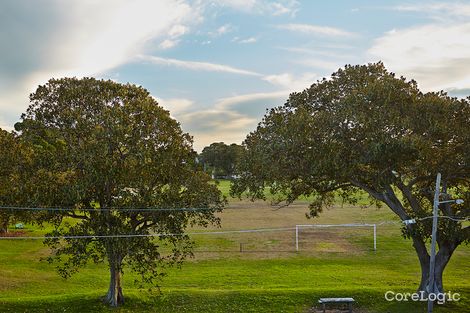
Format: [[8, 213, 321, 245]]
[[1, 0, 470, 151]]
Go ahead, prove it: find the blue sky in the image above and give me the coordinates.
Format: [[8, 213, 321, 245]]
[[1, 0, 470, 151]]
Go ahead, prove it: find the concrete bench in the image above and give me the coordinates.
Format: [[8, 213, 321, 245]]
[[318, 298, 355, 313]]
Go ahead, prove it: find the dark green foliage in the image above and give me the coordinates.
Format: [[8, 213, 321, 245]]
[[199, 142, 244, 178], [15, 77, 225, 306], [0, 129, 38, 233], [232, 62, 470, 292]]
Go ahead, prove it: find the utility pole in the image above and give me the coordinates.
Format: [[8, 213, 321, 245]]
[[425, 173, 464, 313], [427, 173, 441, 313]]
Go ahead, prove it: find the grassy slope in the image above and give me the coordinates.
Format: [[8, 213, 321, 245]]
[[0, 180, 468, 313]]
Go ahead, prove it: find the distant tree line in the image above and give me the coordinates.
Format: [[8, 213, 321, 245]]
[[198, 142, 244, 179]]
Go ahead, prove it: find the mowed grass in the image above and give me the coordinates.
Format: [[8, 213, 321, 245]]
[[0, 181, 469, 312]]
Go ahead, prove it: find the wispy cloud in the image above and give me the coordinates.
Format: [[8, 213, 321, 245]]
[[211, 0, 299, 16], [368, 22, 470, 91], [159, 39, 179, 49], [174, 89, 293, 150], [154, 97, 194, 117], [178, 109, 257, 151], [138, 55, 262, 76], [233, 36, 258, 44], [168, 24, 189, 37], [294, 59, 344, 72], [159, 24, 190, 49], [394, 2, 470, 18], [209, 24, 233, 37], [262, 72, 317, 91], [215, 90, 290, 109], [277, 23, 355, 37], [278, 46, 354, 59], [269, 1, 299, 16]]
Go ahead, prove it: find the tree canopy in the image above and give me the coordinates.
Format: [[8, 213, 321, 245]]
[[14, 77, 225, 306], [199, 142, 243, 178], [232, 62, 470, 293]]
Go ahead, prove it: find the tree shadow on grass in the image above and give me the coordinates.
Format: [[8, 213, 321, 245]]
[[0, 288, 468, 313]]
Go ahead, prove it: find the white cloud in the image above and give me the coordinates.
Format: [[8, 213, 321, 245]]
[[50, 0, 196, 77], [278, 46, 355, 62], [159, 39, 179, 49], [178, 109, 257, 151], [277, 23, 355, 37], [168, 24, 189, 37], [394, 3, 470, 19], [262, 72, 317, 91], [294, 59, 344, 72], [238, 37, 257, 44], [379, 2, 470, 92], [209, 24, 233, 37], [0, 0, 199, 127], [212, 0, 258, 11], [269, 1, 298, 16], [368, 22, 470, 91], [177, 90, 292, 151], [232, 36, 257, 44], [154, 97, 194, 117], [215, 90, 290, 110], [158, 23, 190, 50], [210, 0, 298, 16], [138, 55, 262, 76]]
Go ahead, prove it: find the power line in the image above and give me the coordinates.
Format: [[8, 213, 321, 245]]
[[2, 206, 468, 222], [0, 227, 296, 240], [416, 215, 470, 222], [0, 217, 467, 241], [0, 206, 221, 212], [0, 205, 291, 212], [2, 216, 468, 241]]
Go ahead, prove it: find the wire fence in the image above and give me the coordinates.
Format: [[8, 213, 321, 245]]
[[0, 206, 468, 256], [0, 223, 468, 256]]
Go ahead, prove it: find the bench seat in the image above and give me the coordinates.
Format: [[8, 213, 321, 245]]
[[318, 297, 355, 313]]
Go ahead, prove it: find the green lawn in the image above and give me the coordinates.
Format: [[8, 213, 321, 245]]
[[0, 185, 469, 313]]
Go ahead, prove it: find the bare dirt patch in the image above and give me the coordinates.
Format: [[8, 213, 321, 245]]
[[0, 230, 27, 237]]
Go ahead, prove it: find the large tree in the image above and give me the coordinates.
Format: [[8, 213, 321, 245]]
[[15, 77, 225, 307], [232, 63, 470, 294]]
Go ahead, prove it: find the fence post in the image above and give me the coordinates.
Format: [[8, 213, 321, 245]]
[[373, 224, 377, 251], [295, 225, 299, 252]]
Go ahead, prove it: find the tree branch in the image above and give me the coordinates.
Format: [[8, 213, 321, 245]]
[[351, 180, 410, 220], [350, 179, 385, 202], [395, 180, 423, 215], [408, 175, 434, 188], [382, 185, 410, 221]]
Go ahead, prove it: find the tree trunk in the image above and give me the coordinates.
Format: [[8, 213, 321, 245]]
[[0, 218, 9, 234], [433, 243, 456, 293], [104, 256, 124, 307], [413, 235, 456, 294], [413, 236, 430, 292]]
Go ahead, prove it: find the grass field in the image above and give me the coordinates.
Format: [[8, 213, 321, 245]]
[[0, 180, 469, 312]]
